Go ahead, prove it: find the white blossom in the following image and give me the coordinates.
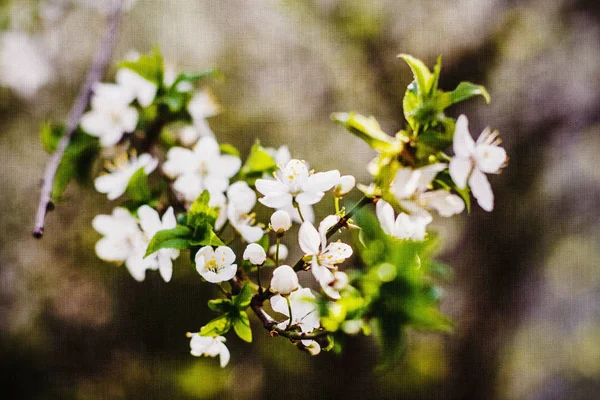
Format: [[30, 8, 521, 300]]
[[188, 333, 230, 367], [94, 153, 158, 200], [270, 265, 299, 295], [226, 181, 263, 243], [195, 246, 237, 283], [376, 199, 432, 241], [138, 206, 180, 282], [449, 114, 507, 211], [187, 91, 220, 138], [177, 125, 202, 147], [92, 207, 147, 282], [163, 136, 241, 202], [269, 244, 288, 261], [116, 68, 157, 108], [243, 243, 267, 266], [298, 215, 353, 299], [321, 270, 349, 299], [0, 31, 52, 98], [391, 164, 465, 218], [265, 145, 292, 167], [334, 175, 356, 197], [256, 159, 340, 211], [270, 287, 320, 338], [80, 83, 138, 147], [270, 210, 292, 233]]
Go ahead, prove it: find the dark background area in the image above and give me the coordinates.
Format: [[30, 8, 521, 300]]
[[0, 0, 599, 399]]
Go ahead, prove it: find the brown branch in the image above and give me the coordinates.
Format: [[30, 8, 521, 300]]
[[32, 7, 123, 238]]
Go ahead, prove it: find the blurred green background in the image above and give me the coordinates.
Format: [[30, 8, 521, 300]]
[[1, 0, 599, 399]]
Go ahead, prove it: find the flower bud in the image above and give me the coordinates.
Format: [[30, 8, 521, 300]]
[[270, 265, 298, 295], [270, 210, 292, 233], [334, 175, 355, 197], [269, 244, 288, 261], [304, 341, 321, 356], [243, 243, 266, 265]]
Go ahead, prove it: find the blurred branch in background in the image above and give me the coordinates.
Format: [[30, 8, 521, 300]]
[[32, 4, 123, 238]]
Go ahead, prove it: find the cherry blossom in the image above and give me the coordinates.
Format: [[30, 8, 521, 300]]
[[449, 114, 507, 211], [195, 246, 237, 283], [270, 287, 320, 336], [187, 333, 230, 367], [162, 136, 241, 202], [376, 199, 431, 241], [270, 265, 299, 295], [138, 206, 179, 282], [116, 68, 157, 108], [94, 153, 158, 200], [226, 181, 263, 243]]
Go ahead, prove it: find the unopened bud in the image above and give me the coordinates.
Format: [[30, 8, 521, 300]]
[[270, 210, 292, 233], [334, 175, 355, 197], [270, 265, 298, 295], [243, 243, 266, 265]]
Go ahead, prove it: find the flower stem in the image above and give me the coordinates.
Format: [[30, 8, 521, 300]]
[[275, 236, 281, 268], [285, 295, 293, 330], [295, 203, 305, 223]]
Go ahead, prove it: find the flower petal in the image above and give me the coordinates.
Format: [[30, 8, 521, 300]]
[[258, 193, 293, 209], [137, 205, 162, 238], [255, 179, 288, 197], [474, 144, 507, 174], [299, 222, 321, 255], [453, 114, 475, 158], [376, 200, 395, 236], [469, 168, 494, 211], [295, 191, 324, 205], [215, 246, 236, 267], [303, 170, 340, 193], [449, 156, 472, 189]]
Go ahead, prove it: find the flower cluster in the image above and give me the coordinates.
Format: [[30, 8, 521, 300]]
[[39, 50, 507, 368]]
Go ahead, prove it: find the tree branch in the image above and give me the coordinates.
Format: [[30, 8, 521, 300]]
[[32, 7, 123, 238]]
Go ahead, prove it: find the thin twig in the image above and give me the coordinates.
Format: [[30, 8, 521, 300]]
[[32, 7, 123, 238]]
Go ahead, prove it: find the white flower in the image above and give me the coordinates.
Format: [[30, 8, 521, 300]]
[[94, 153, 158, 200], [226, 181, 263, 243], [256, 159, 340, 210], [187, 91, 220, 138], [304, 341, 321, 356], [188, 333, 230, 368], [270, 287, 320, 336], [195, 246, 237, 283], [334, 175, 356, 197], [269, 244, 288, 261], [270, 210, 292, 233], [163, 136, 241, 202], [80, 83, 138, 147], [376, 199, 431, 241], [0, 32, 52, 98], [138, 206, 180, 282], [449, 114, 507, 211], [299, 215, 353, 299], [243, 243, 267, 265], [92, 207, 148, 282], [116, 68, 157, 108], [391, 164, 465, 218], [270, 265, 299, 295]]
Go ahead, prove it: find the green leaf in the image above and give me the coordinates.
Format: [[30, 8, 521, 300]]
[[208, 299, 234, 313], [144, 225, 193, 257], [438, 82, 491, 109], [125, 167, 152, 202], [40, 122, 64, 153], [398, 54, 434, 97], [219, 143, 240, 158], [118, 47, 164, 84], [231, 282, 252, 310], [199, 315, 232, 337], [232, 311, 252, 343], [239, 141, 277, 182], [170, 69, 221, 88], [51, 130, 99, 202], [331, 112, 402, 153], [189, 225, 225, 247], [187, 191, 219, 229]]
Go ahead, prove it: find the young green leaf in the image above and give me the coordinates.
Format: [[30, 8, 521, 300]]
[[219, 143, 240, 158], [232, 311, 252, 343], [231, 282, 252, 310], [40, 122, 64, 154], [331, 112, 402, 153], [187, 191, 219, 229], [125, 167, 153, 202], [208, 298, 234, 313], [144, 225, 193, 257], [199, 315, 232, 337], [398, 54, 433, 97], [118, 47, 164, 84], [437, 82, 491, 110], [239, 141, 277, 182]]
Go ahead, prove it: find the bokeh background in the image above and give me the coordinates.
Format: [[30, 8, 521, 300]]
[[1, 0, 599, 399]]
